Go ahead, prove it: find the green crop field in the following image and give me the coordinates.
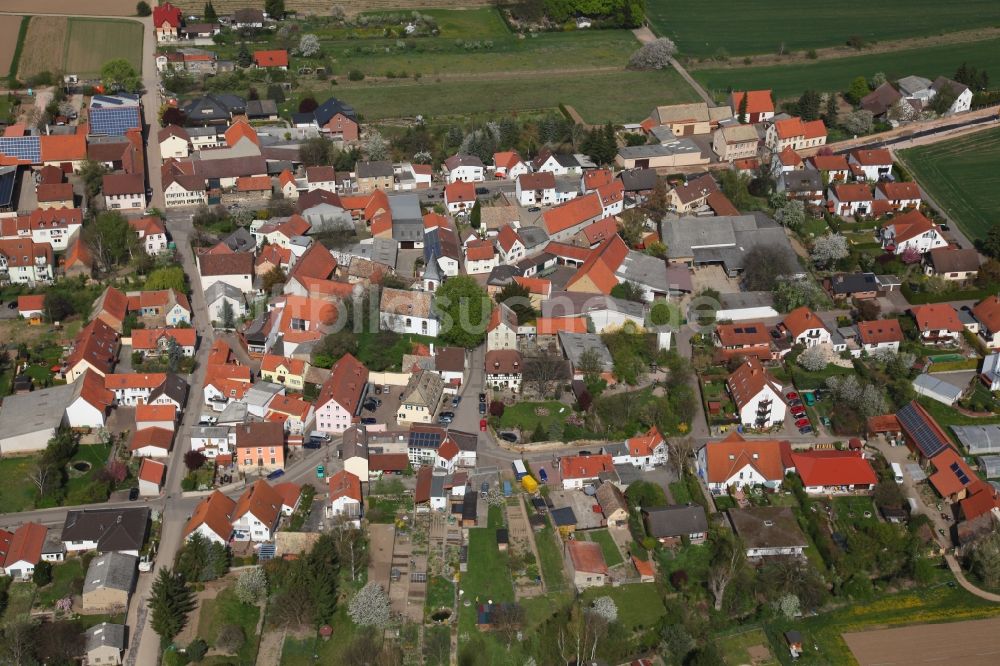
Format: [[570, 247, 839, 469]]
[[294, 68, 695, 123], [64, 18, 143, 78], [647, 0, 1000, 57], [693, 38, 1000, 101], [899, 128, 1000, 244]]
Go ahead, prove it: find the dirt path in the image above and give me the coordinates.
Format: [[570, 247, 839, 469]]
[[686, 26, 1000, 71]]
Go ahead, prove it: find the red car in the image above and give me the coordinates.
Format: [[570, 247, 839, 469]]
[[480, 419, 487, 432], [795, 418, 810, 428], [786, 391, 799, 400]]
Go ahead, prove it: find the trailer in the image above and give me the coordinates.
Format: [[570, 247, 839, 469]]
[[891, 462, 904, 484], [512, 460, 528, 480]]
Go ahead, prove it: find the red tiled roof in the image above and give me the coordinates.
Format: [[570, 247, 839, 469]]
[[518, 172, 556, 190], [261, 354, 306, 375], [791, 450, 877, 487], [465, 239, 495, 261], [153, 2, 182, 28], [731, 90, 774, 115], [135, 404, 177, 423], [3, 523, 46, 568], [582, 216, 618, 246], [225, 120, 260, 147], [928, 447, 976, 498], [777, 147, 803, 166], [535, 317, 587, 335], [289, 243, 337, 281], [542, 193, 603, 235], [437, 436, 460, 461], [17, 294, 45, 312], [809, 155, 849, 171], [328, 470, 362, 502], [67, 319, 119, 375], [131, 327, 196, 351], [369, 453, 410, 472], [444, 180, 476, 204], [632, 555, 655, 578], [832, 183, 873, 202], [234, 480, 284, 528], [493, 150, 522, 171], [560, 454, 614, 480], [497, 224, 522, 253], [565, 235, 629, 294], [715, 322, 771, 347], [877, 181, 921, 201], [318, 353, 368, 413], [973, 296, 1000, 334], [130, 427, 174, 453], [138, 458, 166, 485], [76, 369, 115, 412], [727, 358, 783, 410], [706, 191, 740, 216], [253, 50, 289, 68], [567, 540, 608, 575], [105, 372, 167, 390], [543, 241, 591, 263], [960, 480, 1000, 521], [236, 175, 272, 192], [512, 275, 551, 296], [783, 306, 826, 339], [627, 426, 664, 457], [910, 303, 962, 333], [703, 432, 789, 484], [886, 209, 938, 244], [40, 133, 87, 163], [184, 491, 235, 541], [851, 149, 892, 166], [36, 183, 73, 203], [857, 319, 903, 345], [583, 169, 614, 191]]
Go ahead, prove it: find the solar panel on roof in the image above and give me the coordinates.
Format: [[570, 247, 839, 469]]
[[0, 136, 41, 163], [897, 403, 947, 458], [89, 107, 141, 136]]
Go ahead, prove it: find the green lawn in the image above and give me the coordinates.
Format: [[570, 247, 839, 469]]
[[898, 127, 1000, 244], [425, 575, 455, 615], [584, 529, 623, 567], [534, 524, 567, 592], [459, 526, 514, 631], [197, 587, 260, 664], [290, 68, 697, 123], [579, 584, 666, 632], [694, 37, 1000, 101], [64, 443, 114, 505], [34, 559, 85, 608], [64, 18, 143, 78], [717, 627, 779, 666], [280, 606, 358, 666], [790, 363, 856, 391], [647, 0, 1000, 57], [669, 480, 692, 505], [418, 8, 512, 41], [0, 455, 41, 513], [499, 400, 570, 433], [1, 583, 35, 624]]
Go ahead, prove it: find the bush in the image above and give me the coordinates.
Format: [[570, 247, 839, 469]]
[[489, 400, 504, 417], [216, 624, 245, 654], [347, 69, 365, 81], [136, 1, 151, 16], [627, 38, 677, 70], [32, 561, 53, 587], [669, 569, 688, 590], [186, 639, 208, 662]]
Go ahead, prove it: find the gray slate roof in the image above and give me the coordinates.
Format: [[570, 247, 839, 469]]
[[558, 331, 614, 372], [62, 508, 149, 553], [84, 552, 138, 594], [643, 505, 708, 538], [85, 622, 126, 652]]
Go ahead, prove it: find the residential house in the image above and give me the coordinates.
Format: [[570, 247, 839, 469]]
[[772, 147, 803, 175], [232, 8, 265, 28], [129, 216, 169, 255], [644, 102, 732, 136], [487, 303, 518, 351], [355, 160, 394, 193], [856, 319, 904, 355], [61, 507, 150, 556], [925, 248, 980, 282], [879, 209, 948, 255], [875, 181, 922, 211], [615, 140, 709, 170], [826, 272, 880, 301], [697, 432, 791, 493], [138, 459, 166, 497], [464, 239, 497, 274], [596, 180, 624, 216], [126, 288, 192, 326], [64, 370, 115, 429], [82, 553, 137, 612], [153, 2, 182, 41], [232, 480, 289, 542], [315, 354, 368, 434], [560, 454, 614, 490], [190, 426, 231, 459], [559, 331, 614, 380], [493, 151, 528, 179], [778, 170, 824, 205], [727, 358, 787, 430], [0, 238, 54, 285], [327, 470, 363, 526], [134, 403, 178, 433], [131, 328, 196, 359], [729, 90, 775, 123], [379, 287, 439, 336], [910, 303, 963, 344], [728, 507, 808, 558], [712, 124, 760, 162], [805, 154, 850, 183], [542, 193, 604, 243], [205, 281, 248, 325], [789, 450, 878, 494], [158, 125, 190, 159], [1, 523, 49, 580], [260, 355, 308, 391], [624, 425, 668, 469], [65, 319, 120, 381], [714, 322, 773, 361], [782, 306, 830, 347], [829, 183, 874, 217], [253, 49, 289, 70], [515, 172, 557, 206], [183, 491, 235, 545], [595, 481, 628, 526], [849, 149, 893, 181], [931, 77, 973, 114], [496, 225, 526, 265], [305, 166, 338, 192], [266, 395, 314, 435], [292, 97, 359, 142], [444, 180, 476, 215], [532, 149, 583, 175], [104, 373, 167, 406], [765, 117, 827, 153], [444, 154, 485, 183], [35, 183, 74, 210], [197, 249, 254, 293], [1, 207, 84, 252], [129, 427, 173, 458], [234, 421, 286, 473], [162, 169, 207, 207], [668, 174, 718, 213], [973, 296, 1000, 349], [397, 370, 444, 426], [861, 82, 904, 118], [84, 623, 126, 666], [643, 505, 708, 547], [567, 540, 608, 591], [485, 349, 522, 392], [102, 174, 146, 211]]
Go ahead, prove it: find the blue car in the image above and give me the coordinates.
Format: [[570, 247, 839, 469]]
[[266, 469, 285, 481]]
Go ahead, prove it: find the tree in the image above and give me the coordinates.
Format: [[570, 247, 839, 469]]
[[707, 529, 745, 611], [497, 281, 535, 324], [667, 437, 693, 479], [522, 353, 570, 398], [136, 1, 151, 16], [330, 520, 368, 582], [32, 620, 85, 665], [810, 234, 850, 267], [204, 2, 218, 22], [32, 560, 53, 586], [900, 246, 922, 264], [175, 534, 229, 583], [609, 281, 644, 302], [775, 199, 806, 231], [299, 136, 333, 167], [737, 93, 748, 123], [101, 59, 141, 93], [265, 0, 285, 18], [220, 298, 236, 329], [624, 480, 668, 508], [184, 449, 207, 472], [531, 422, 546, 442], [261, 266, 287, 294], [165, 337, 183, 372], [435, 276, 492, 348], [773, 277, 826, 312], [618, 209, 646, 247], [643, 178, 668, 219], [627, 38, 676, 70], [843, 109, 875, 135], [797, 344, 828, 371], [146, 266, 187, 292], [492, 603, 525, 648], [186, 638, 208, 662], [660, 623, 694, 665], [363, 129, 389, 161], [236, 43, 252, 68], [101, 459, 128, 485], [297, 34, 321, 57], [798, 90, 822, 121], [78, 159, 109, 203], [235, 567, 268, 604], [931, 87, 959, 115], [29, 461, 55, 498], [162, 106, 188, 126], [742, 245, 799, 291], [86, 211, 139, 273], [348, 582, 391, 627], [469, 200, 482, 229], [982, 227, 1000, 259], [576, 347, 604, 383], [150, 567, 196, 643], [847, 76, 870, 105], [489, 400, 505, 418], [826, 374, 888, 417], [216, 624, 246, 654], [824, 92, 840, 126]]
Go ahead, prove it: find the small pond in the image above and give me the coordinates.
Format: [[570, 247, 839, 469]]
[[72, 461, 92, 473]]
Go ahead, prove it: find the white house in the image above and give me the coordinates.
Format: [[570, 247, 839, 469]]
[[533, 150, 582, 176], [515, 172, 557, 206], [314, 354, 368, 435], [444, 154, 485, 183], [158, 125, 190, 158], [102, 174, 147, 211], [0, 238, 54, 285], [930, 76, 973, 114], [828, 183, 873, 217], [697, 432, 788, 493], [493, 151, 529, 180], [982, 353, 1000, 391], [104, 373, 166, 406], [197, 250, 254, 294], [183, 491, 235, 545], [880, 210, 948, 255], [875, 181, 922, 211], [444, 181, 476, 215], [484, 350, 523, 393], [848, 149, 893, 182], [190, 426, 231, 458], [205, 281, 248, 326], [231, 480, 285, 542], [974, 296, 1000, 349], [464, 239, 497, 275], [496, 225, 525, 265], [560, 454, 615, 490], [129, 217, 169, 255], [910, 303, 964, 345], [163, 173, 207, 208], [856, 320, 904, 356], [1, 523, 50, 580], [379, 288, 440, 337], [64, 370, 115, 429], [624, 426, 668, 470], [326, 470, 362, 526], [487, 303, 518, 351], [783, 307, 830, 348], [727, 358, 787, 430]]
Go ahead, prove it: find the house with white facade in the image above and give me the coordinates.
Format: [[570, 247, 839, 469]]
[[464, 239, 497, 275], [231, 480, 287, 542], [848, 149, 893, 182], [326, 470, 362, 526], [484, 350, 523, 393], [486, 303, 518, 351], [697, 432, 790, 493], [496, 224, 525, 265], [974, 296, 1000, 349], [727, 358, 787, 430], [782, 306, 830, 348], [856, 319, 904, 356], [102, 174, 146, 211], [443, 154, 485, 183], [879, 209, 948, 255], [515, 172, 557, 206], [205, 281, 249, 326], [379, 288, 439, 337], [190, 426, 231, 458], [183, 491, 235, 545], [493, 151, 529, 180]]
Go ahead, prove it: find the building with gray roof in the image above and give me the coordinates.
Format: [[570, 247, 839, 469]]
[[83, 552, 138, 612], [952, 425, 1000, 455], [912, 374, 964, 406], [662, 213, 802, 277], [84, 622, 126, 665], [558, 331, 614, 374], [0, 383, 75, 454]]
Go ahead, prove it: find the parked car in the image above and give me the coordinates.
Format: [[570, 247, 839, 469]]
[[479, 402, 486, 415], [374, 385, 382, 395], [361, 417, 377, 425], [198, 415, 218, 425], [480, 418, 487, 432], [480, 482, 489, 498], [7, 302, 16, 309], [791, 408, 807, 418], [316, 465, 325, 479], [128, 488, 139, 501], [438, 415, 453, 424], [795, 418, 810, 428], [439, 411, 455, 419], [451, 396, 461, 408], [499, 432, 518, 443], [786, 391, 799, 400], [475, 187, 489, 195], [479, 392, 487, 403], [266, 469, 285, 481], [788, 399, 803, 407], [798, 426, 813, 434], [527, 206, 541, 212]]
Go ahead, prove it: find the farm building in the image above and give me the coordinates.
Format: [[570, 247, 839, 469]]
[[953, 425, 1000, 456]]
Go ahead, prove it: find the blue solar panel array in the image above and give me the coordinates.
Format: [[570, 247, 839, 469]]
[[409, 430, 443, 449], [897, 402, 948, 458], [89, 107, 141, 136], [950, 461, 971, 486], [0, 136, 41, 163]]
